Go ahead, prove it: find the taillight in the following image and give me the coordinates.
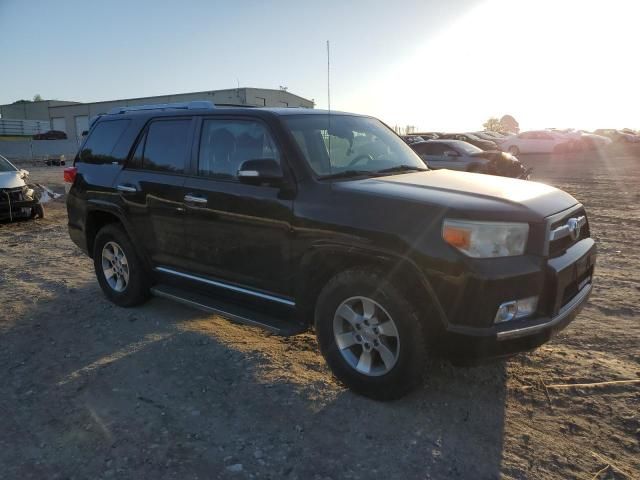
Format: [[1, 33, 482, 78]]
[[63, 166, 77, 183]]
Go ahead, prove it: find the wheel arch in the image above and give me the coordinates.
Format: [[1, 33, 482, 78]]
[[85, 204, 146, 266], [295, 246, 448, 331]]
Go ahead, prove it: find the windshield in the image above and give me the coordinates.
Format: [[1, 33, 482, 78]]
[[0, 155, 18, 173], [284, 114, 426, 177], [449, 140, 483, 155]]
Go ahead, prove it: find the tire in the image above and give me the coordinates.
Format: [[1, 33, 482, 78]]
[[315, 267, 428, 401], [93, 223, 150, 307], [508, 146, 520, 155]]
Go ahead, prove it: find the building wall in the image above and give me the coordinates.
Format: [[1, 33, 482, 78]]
[[0, 100, 78, 121], [41, 88, 313, 140]]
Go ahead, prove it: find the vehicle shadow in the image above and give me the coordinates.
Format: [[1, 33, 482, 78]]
[[0, 281, 508, 479]]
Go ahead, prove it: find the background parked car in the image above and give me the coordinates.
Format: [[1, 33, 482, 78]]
[[594, 129, 640, 143], [32, 130, 68, 140], [438, 133, 498, 151], [498, 130, 576, 154], [578, 132, 612, 150], [481, 131, 507, 139], [0, 154, 44, 220], [401, 135, 427, 145], [410, 139, 531, 179], [413, 132, 441, 140], [472, 131, 502, 142]]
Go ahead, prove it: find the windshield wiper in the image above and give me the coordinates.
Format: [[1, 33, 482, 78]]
[[318, 170, 376, 180], [373, 165, 428, 175]]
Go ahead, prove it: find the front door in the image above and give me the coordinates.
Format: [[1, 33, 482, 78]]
[[182, 117, 294, 297]]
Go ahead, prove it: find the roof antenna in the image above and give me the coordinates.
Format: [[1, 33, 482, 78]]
[[327, 40, 331, 113], [327, 40, 332, 173]]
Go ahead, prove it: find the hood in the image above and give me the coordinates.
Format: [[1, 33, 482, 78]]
[[0, 171, 26, 189], [335, 170, 578, 221]]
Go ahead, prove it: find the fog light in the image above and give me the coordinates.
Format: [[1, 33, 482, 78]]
[[494, 296, 539, 323]]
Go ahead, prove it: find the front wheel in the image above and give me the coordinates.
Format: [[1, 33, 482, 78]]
[[93, 224, 150, 307], [508, 145, 520, 155], [315, 267, 428, 400]]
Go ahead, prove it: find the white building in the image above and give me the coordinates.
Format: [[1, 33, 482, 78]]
[[0, 88, 314, 141]]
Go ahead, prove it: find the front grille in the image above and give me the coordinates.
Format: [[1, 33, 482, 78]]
[[560, 266, 593, 308], [548, 207, 590, 257], [0, 187, 25, 203]]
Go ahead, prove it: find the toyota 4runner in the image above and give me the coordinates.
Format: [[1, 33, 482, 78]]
[[65, 101, 596, 400]]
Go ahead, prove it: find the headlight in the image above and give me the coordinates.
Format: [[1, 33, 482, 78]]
[[442, 219, 529, 258]]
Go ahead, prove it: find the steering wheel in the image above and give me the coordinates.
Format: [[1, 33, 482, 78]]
[[346, 154, 374, 168]]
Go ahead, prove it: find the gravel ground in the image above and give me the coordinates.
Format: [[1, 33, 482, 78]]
[[0, 153, 638, 480]]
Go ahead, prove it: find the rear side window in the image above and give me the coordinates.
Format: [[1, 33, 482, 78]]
[[79, 120, 130, 164], [141, 119, 191, 173], [417, 143, 447, 155]]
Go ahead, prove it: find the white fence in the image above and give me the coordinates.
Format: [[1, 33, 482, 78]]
[[0, 118, 51, 136], [0, 139, 79, 161]]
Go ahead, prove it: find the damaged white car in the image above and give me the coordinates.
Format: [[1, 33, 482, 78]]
[[0, 154, 44, 221]]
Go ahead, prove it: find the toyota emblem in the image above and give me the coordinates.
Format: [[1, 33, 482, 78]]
[[567, 218, 581, 240]]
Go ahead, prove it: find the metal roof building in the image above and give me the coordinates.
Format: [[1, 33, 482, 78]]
[[0, 88, 314, 141]]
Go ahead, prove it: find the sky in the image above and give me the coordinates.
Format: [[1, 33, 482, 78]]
[[1, 0, 638, 131]]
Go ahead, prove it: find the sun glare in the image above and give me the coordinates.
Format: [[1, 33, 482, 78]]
[[349, 0, 640, 132]]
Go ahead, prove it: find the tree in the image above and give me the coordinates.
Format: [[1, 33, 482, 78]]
[[483, 117, 504, 133], [500, 114, 520, 134], [33, 94, 43, 102]]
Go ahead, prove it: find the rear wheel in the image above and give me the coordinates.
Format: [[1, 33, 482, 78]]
[[315, 267, 428, 400], [93, 224, 150, 307]]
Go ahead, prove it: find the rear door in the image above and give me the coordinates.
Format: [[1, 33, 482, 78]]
[[535, 132, 557, 152], [181, 116, 294, 297], [114, 117, 194, 268]]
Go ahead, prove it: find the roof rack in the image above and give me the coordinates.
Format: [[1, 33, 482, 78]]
[[107, 100, 215, 115]]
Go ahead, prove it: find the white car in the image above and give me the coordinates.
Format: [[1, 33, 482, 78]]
[[498, 130, 576, 155], [0, 154, 44, 220]]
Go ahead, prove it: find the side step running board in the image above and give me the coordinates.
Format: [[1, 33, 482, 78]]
[[150, 284, 307, 336]]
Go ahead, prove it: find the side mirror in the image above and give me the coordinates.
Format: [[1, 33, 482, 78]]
[[237, 158, 283, 185], [444, 150, 459, 157], [20, 169, 30, 179]]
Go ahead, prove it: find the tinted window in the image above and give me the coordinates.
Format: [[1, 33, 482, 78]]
[[198, 119, 280, 179], [79, 119, 130, 164], [413, 143, 438, 155], [143, 120, 191, 173], [419, 143, 448, 155]]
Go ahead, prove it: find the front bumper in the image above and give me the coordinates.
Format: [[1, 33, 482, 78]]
[[0, 187, 41, 221], [440, 237, 596, 360]]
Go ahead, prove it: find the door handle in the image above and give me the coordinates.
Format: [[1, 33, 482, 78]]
[[116, 184, 137, 193], [184, 194, 208, 205]]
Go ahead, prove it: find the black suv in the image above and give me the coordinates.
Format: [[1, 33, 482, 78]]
[[65, 101, 596, 400]]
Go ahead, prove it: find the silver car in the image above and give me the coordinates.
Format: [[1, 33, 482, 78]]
[[410, 140, 531, 179]]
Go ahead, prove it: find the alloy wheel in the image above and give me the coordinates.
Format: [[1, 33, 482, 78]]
[[101, 241, 130, 292], [332, 296, 400, 376]]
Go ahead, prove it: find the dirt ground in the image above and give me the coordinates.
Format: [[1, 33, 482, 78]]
[[1, 153, 638, 480]]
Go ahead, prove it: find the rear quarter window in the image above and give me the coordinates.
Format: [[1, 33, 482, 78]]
[[78, 119, 131, 164]]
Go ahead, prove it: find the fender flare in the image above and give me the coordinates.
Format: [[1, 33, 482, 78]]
[[85, 200, 151, 269], [295, 243, 449, 329]]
